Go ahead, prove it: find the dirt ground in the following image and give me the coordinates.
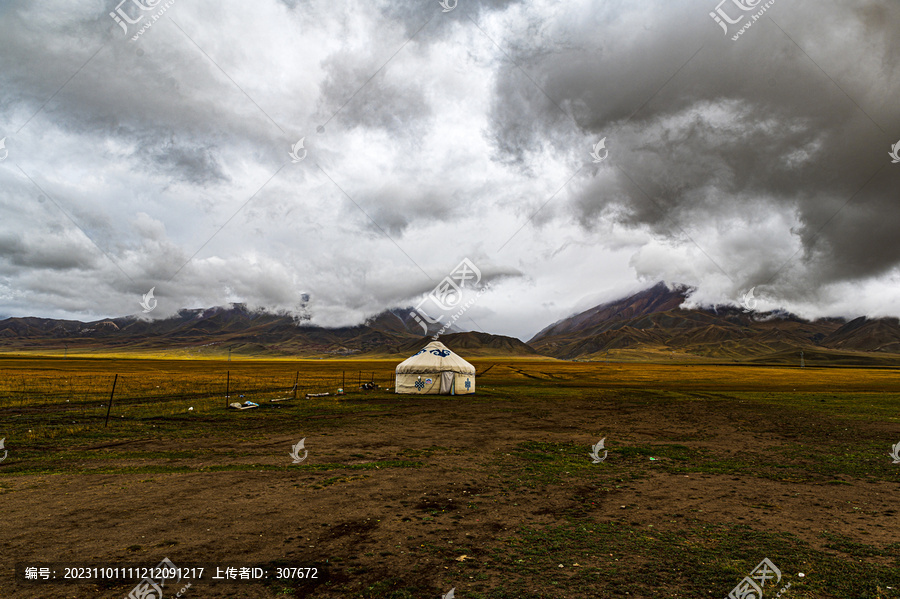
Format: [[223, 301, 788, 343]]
[[1, 362, 899, 598]]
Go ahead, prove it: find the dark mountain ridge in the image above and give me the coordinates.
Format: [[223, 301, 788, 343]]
[[529, 282, 897, 362], [0, 304, 533, 357]]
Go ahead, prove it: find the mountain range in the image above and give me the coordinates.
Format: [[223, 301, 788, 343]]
[[528, 283, 900, 365], [2, 282, 898, 364], [0, 304, 536, 358]]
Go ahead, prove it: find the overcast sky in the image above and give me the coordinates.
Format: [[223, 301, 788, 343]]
[[1, 0, 898, 340]]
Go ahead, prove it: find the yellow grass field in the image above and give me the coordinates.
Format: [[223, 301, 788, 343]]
[[1, 354, 898, 598]]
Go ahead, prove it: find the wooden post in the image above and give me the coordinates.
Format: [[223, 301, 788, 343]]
[[104, 374, 118, 428], [226, 370, 230, 408], [293, 371, 299, 399]]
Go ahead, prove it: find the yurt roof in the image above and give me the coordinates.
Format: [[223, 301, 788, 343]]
[[395, 341, 476, 375]]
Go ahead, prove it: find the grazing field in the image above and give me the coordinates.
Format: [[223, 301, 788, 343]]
[[1, 355, 899, 598]]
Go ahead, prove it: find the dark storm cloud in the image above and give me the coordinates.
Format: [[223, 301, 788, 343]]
[[144, 137, 229, 186], [0, 3, 291, 178], [486, 0, 900, 294], [354, 182, 456, 237], [0, 231, 96, 270]]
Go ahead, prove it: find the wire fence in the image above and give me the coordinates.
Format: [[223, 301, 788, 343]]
[[0, 368, 398, 417]]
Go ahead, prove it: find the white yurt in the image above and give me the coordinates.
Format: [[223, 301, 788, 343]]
[[395, 341, 476, 395]]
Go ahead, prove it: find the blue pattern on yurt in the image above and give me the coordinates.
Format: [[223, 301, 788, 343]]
[[465, 378, 471, 390], [430, 349, 451, 357], [415, 380, 425, 390]]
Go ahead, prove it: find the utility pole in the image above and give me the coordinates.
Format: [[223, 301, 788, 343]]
[[800, 351, 804, 368]]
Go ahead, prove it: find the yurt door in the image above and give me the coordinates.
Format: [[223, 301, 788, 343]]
[[440, 371, 454, 395]]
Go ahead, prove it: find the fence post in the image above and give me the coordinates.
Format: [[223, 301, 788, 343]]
[[104, 374, 118, 428]]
